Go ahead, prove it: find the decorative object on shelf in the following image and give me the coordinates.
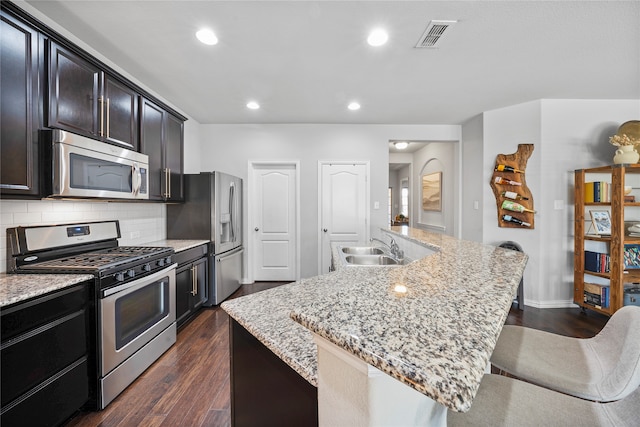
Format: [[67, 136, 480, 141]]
[[610, 121, 640, 164], [589, 210, 612, 235], [501, 190, 528, 200], [421, 172, 442, 211], [490, 144, 535, 229], [494, 176, 522, 186], [501, 214, 531, 227], [612, 144, 639, 165], [495, 164, 524, 173], [502, 200, 536, 214]]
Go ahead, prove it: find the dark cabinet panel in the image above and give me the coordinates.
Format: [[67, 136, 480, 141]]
[[48, 41, 100, 137], [104, 76, 138, 150], [140, 97, 184, 202], [0, 283, 91, 426], [230, 319, 318, 427], [141, 98, 165, 199], [174, 245, 208, 328], [165, 113, 184, 201], [48, 41, 139, 150], [0, 10, 42, 197]]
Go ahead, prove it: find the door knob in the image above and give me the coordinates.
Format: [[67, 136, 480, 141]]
[[255, 227, 259, 231], [323, 228, 328, 232]]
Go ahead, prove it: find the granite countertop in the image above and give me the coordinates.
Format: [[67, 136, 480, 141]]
[[0, 273, 95, 308], [222, 227, 528, 413], [140, 239, 209, 253]]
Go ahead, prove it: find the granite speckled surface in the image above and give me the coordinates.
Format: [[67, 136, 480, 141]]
[[0, 273, 94, 308], [140, 239, 209, 253], [222, 227, 528, 412]]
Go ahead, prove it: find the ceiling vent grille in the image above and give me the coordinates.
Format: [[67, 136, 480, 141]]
[[415, 20, 457, 48]]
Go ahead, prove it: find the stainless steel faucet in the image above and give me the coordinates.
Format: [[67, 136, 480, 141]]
[[370, 237, 404, 260]]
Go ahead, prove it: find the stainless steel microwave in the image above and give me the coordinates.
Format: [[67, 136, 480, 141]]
[[50, 130, 149, 200]]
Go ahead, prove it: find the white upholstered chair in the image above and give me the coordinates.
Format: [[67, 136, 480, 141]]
[[447, 374, 639, 427], [490, 305, 640, 402]]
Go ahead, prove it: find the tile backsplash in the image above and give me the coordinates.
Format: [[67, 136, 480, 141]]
[[0, 200, 166, 273]]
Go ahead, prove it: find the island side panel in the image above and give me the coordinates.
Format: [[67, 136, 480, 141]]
[[230, 319, 318, 427]]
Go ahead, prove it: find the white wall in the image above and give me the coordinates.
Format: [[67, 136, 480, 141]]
[[412, 143, 457, 235], [198, 124, 460, 279], [479, 99, 640, 308], [460, 114, 484, 242]]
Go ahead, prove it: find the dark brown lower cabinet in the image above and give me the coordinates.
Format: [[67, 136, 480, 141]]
[[0, 283, 91, 426], [230, 319, 318, 427]]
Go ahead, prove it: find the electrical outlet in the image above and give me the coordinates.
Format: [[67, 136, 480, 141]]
[[374, 201, 380, 209], [130, 231, 141, 239]]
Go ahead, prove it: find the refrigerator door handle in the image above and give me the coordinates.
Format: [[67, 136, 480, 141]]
[[229, 183, 236, 242], [217, 247, 244, 263]]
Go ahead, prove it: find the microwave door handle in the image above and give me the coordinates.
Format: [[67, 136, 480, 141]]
[[131, 163, 141, 195]]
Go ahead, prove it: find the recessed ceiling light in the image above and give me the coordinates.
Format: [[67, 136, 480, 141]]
[[246, 101, 260, 110], [394, 141, 409, 150], [196, 28, 218, 45], [347, 102, 361, 111], [367, 28, 388, 46]]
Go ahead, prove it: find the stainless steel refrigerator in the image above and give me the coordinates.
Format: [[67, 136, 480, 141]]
[[167, 172, 243, 305]]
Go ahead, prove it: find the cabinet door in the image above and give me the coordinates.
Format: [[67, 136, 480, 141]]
[[0, 11, 41, 197], [140, 98, 165, 201], [165, 113, 184, 202], [190, 257, 208, 310], [104, 75, 138, 150], [175, 264, 192, 327], [48, 42, 101, 137]]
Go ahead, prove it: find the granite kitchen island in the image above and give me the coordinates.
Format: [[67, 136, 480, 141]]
[[222, 227, 528, 426]]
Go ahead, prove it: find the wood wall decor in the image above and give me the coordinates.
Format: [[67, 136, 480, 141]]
[[490, 144, 535, 229]]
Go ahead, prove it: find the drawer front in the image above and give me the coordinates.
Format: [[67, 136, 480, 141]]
[[173, 244, 207, 266], [1, 283, 89, 341], [0, 358, 89, 427], [1, 309, 87, 406]]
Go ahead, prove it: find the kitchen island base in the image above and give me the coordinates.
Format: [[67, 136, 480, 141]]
[[314, 334, 447, 427], [230, 319, 318, 427]]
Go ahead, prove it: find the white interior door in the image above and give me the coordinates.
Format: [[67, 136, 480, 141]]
[[319, 162, 369, 274], [251, 164, 298, 281]]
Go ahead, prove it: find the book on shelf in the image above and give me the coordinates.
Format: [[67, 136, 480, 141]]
[[584, 250, 610, 273], [626, 195, 636, 203], [584, 181, 610, 203], [584, 282, 609, 308]]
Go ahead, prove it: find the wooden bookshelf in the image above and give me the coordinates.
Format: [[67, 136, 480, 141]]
[[574, 164, 640, 315]]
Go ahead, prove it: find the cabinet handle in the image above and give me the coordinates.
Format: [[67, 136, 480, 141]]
[[191, 265, 197, 295], [106, 98, 110, 139], [99, 96, 104, 137], [163, 168, 170, 198], [167, 168, 171, 199]]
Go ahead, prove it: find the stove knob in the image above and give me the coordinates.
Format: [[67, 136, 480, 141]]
[[115, 272, 125, 282], [143, 263, 151, 272], [127, 269, 135, 278], [165, 256, 172, 265], [157, 258, 165, 267]]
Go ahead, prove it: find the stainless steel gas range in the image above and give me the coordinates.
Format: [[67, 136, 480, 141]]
[[7, 220, 176, 409]]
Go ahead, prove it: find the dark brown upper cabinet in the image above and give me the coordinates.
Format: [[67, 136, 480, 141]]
[[0, 9, 43, 198], [48, 41, 139, 150], [140, 97, 184, 202]]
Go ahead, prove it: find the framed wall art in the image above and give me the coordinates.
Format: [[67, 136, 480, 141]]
[[422, 172, 442, 211]]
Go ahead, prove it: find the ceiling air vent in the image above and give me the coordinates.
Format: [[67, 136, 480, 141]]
[[415, 20, 457, 48]]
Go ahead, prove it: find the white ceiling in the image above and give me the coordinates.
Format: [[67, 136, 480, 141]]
[[25, 0, 640, 125]]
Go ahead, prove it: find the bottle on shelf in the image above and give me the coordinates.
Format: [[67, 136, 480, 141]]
[[495, 164, 524, 173], [501, 190, 529, 200], [502, 214, 531, 227], [494, 176, 522, 186], [501, 200, 536, 213]]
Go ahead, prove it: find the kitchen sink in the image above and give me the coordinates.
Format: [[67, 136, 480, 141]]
[[344, 254, 400, 266], [341, 246, 385, 255]]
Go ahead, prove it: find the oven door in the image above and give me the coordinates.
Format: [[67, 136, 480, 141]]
[[100, 264, 176, 376], [52, 130, 149, 200]]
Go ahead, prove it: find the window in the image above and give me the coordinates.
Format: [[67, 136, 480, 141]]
[[388, 187, 392, 225], [401, 179, 409, 217]]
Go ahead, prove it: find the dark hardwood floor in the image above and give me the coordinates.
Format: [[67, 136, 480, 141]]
[[65, 283, 609, 427]]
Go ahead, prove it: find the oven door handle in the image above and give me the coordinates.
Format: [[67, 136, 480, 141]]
[[102, 263, 177, 297]]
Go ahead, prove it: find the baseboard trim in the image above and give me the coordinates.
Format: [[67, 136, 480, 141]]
[[523, 299, 579, 309]]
